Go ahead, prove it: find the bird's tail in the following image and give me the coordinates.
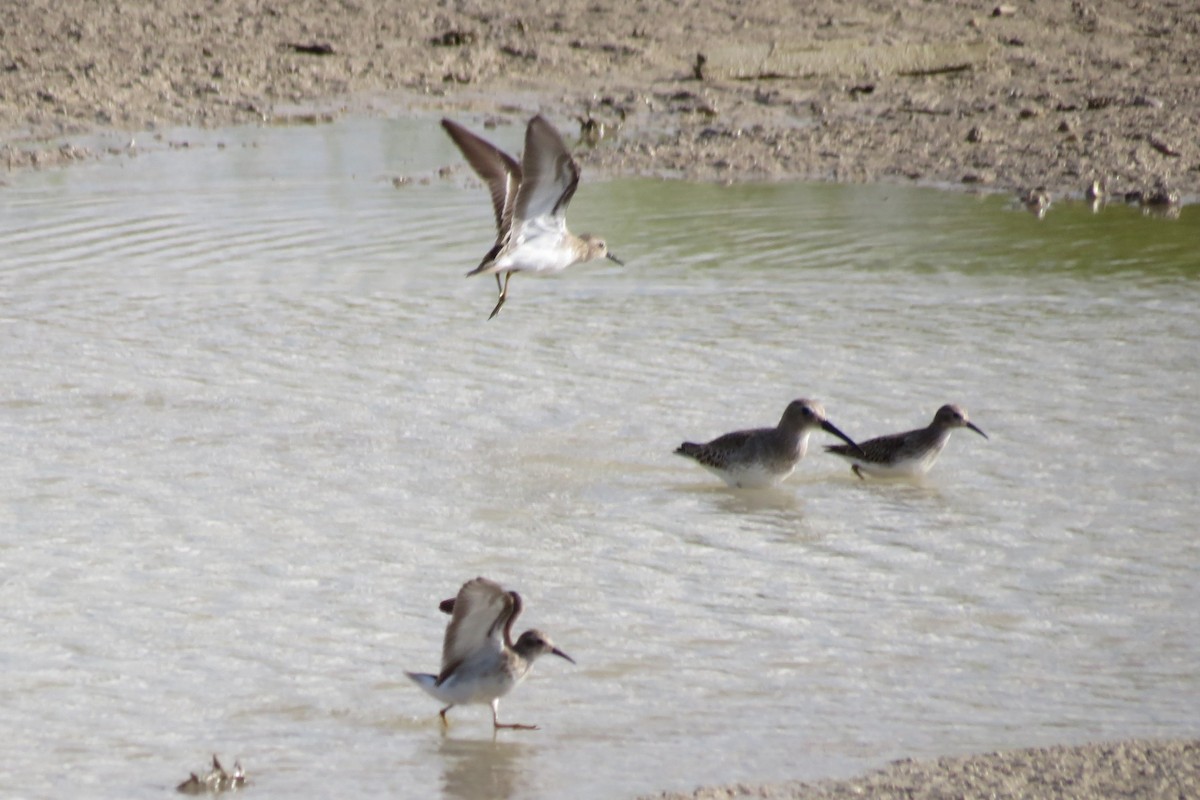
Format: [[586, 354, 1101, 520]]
[[466, 243, 503, 277], [466, 262, 499, 277], [405, 672, 439, 693], [675, 443, 701, 458]]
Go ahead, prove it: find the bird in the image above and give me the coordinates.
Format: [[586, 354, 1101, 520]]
[[1019, 186, 1051, 217], [825, 403, 988, 479], [441, 115, 622, 319], [675, 398, 861, 488], [406, 577, 574, 730]]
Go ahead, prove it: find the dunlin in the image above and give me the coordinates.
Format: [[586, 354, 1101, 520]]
[[406, 577, 574, 730], [1020, 186, 1051, 217], [825, 403, 988, 479], [675, 398, 860, 488], [442, 115, 622, 319]]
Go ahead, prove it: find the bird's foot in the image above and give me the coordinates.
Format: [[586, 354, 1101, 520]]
[[494, 722, 539, 731], [487, 272, 511, 319]]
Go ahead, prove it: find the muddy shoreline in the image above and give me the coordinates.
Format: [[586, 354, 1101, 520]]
[[644, 739, 1200, 800], [3, 1, 1198, 204]]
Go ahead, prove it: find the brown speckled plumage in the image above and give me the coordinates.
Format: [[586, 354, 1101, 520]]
[[676, 398, 859, 488], [826, 403, 987, 478]]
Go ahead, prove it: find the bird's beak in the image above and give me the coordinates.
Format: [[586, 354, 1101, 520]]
[[967, 422, 989, 440], [606, 252, 624, 266], [822, 420, 865, 456], [551, 647, 576, 665]]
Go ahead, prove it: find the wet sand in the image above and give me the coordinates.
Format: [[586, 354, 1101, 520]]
[[2, 0, 1197, 203], [3, 3, 1195, 797], [644, 739, 1200, 800]]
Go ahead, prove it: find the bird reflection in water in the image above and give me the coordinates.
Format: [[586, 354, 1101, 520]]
[[437, 736, 532, 800]]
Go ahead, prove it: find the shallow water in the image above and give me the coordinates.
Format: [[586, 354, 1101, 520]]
[[2, 116, 1198, 799]]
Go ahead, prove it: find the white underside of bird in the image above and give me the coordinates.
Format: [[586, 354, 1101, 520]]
[[699, 461, 795, 489], [833, 434, 951, 477], [481, 217, 576, 276], [405, 660, 528, 707]]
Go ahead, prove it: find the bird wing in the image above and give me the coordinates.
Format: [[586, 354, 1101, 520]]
[[514, 115, 580, 227], [705, 429, 757, 451], [441, 119, 523, 235], [677, 429, 758, 468], [440, 577, 518, 675], [827, 429, 913, 463]]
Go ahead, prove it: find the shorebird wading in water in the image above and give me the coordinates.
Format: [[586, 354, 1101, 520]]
[[825, 403, 988, 479], [441, 115, 622, 319], [675, 398, 861, 489], [406, 577, 574, 730]]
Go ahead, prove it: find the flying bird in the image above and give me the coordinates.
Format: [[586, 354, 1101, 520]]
[[441, 115, 622, 319]]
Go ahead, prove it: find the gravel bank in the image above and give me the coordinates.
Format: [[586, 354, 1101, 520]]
[[643, 739, 1200, 800]]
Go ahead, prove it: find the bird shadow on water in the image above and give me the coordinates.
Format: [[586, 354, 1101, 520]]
[[839, 473, 949, 509], [675, 483, 819, 544], [433, 735, 534, 800], [710, 485, 803, 516]]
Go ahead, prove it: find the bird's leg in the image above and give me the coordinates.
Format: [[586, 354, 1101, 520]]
[[852, 465, 865, 480], [438, 705, 453, 726], [491, 699, 538, 731], [487, 273, 511, 320]]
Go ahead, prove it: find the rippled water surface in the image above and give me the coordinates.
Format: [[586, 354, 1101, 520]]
[[2, 117, 1198, 799]]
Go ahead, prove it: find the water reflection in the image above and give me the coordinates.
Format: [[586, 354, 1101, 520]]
[[709, 486, 802, 515], [706, 486, 806, 532], [436, 736, 532, 800], [1140, 203, 1182, 220]]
